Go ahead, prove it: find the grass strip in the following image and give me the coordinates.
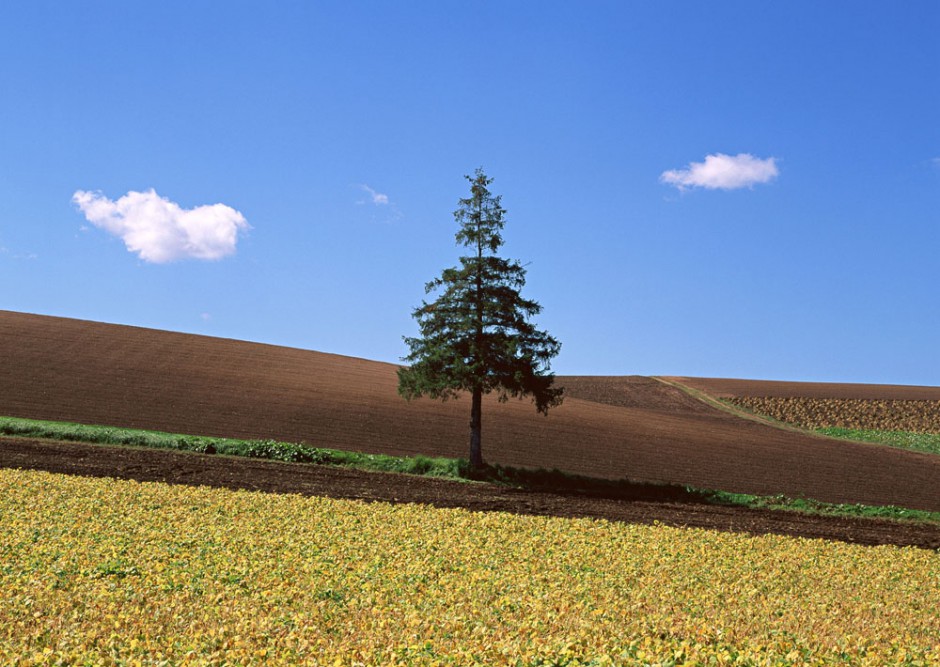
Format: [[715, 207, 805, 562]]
[[0, 416, 464, 478], [2, 414, 938, 525], [816, 426, 940, 457], [700, 489, 940, 524]]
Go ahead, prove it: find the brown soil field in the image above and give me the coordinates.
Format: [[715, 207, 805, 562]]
[[4, 437, 939, 550], [671, 376, 940, 401], [2, 310, 940, 512]]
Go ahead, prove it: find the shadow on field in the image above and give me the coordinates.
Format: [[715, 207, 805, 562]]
[[474, 464, 716, 505]]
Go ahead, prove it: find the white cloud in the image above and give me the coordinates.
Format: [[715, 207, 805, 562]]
[[0, 241, 37, 260], [660, 153, 779, 191], [72, 189, 249, 263], [358, 184, 389, 205]]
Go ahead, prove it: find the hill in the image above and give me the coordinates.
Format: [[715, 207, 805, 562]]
[[1, 310, 938, 511], [670, 376, 940, 401]]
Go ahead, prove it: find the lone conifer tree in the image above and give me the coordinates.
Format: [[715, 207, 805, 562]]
[[398, 168, 563, 470]]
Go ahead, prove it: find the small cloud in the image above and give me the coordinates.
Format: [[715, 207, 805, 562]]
[[358, 184, 389, 206], [0, 243, 37, 260], [660, 153, 779, 191], [200, 312, 212, 322], [72, 189, 249, 263]]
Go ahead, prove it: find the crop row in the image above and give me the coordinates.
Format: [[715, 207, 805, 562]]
[[2, 468, 939, 666], [727, 396, 940, 434]]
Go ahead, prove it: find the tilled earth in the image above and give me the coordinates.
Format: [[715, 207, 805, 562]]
[[3, 311, 940, 512], [3, 437, 938, 551]]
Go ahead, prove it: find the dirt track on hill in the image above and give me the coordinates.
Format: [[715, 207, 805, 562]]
[[2, 310, 940, 512], [3, 437, 938, 550]]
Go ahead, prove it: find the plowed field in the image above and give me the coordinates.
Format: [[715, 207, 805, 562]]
[[2, 310, 940, 512]]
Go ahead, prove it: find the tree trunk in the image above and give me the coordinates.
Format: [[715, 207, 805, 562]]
[[469, 386, 484, 470]]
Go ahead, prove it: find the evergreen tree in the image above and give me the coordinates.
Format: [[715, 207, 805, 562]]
[[398, 168, 563, 470]]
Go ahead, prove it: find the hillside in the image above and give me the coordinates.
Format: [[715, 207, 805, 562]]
[[670, 376, 940, 401], [1, 310, 938, 511]]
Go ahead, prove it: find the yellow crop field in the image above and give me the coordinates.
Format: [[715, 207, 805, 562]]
[[2, 468, 939, 666], [727, 396, 940, 434]]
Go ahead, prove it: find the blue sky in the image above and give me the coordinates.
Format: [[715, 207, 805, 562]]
[[1, 2, 938, 384]]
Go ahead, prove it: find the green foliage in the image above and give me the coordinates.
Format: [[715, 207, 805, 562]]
[[704, 489, 940, 524], [0, 416, 460, 477], [399, 169, 563, 469], [816, 426, 940, 456], [398, 168, 563, 413]]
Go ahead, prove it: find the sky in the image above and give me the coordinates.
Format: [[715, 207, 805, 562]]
[[1, 2, 938, 384]]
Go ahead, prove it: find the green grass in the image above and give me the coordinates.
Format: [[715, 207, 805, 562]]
[[2, 414, 938, 525], [0, 416, 465, 478], [816, 426, 940, 456], [701, 489, 940, 524]]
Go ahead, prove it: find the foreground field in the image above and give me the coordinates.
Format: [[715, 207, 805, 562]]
[[3, 311, 940, 512], [3, 468, 939, 666]]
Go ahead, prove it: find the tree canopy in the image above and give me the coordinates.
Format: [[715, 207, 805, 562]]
[[398, 168, 562, 469]]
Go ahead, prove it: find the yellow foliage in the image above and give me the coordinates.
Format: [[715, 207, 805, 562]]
[[1, 468, 939, 665]]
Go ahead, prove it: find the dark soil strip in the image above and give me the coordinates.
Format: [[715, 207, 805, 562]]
[[3, 437, 938, 551]]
